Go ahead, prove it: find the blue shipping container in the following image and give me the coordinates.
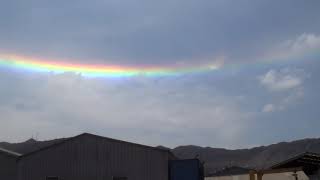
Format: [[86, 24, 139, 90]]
[[169, 159, 204, 180]]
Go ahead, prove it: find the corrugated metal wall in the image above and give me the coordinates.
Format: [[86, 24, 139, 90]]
[[18, 134, 172, 180], [0, 152, 17, 180]]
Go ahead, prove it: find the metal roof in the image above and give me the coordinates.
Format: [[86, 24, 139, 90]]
[[271, 152, 320, 175], [0, 133, 176, 160], [17, 133, 175, 159]]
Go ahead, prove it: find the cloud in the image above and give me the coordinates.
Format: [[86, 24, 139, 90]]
[[1, 1, 319, 66], [0, 71, 252, 148], [259, 68, 306, 92], [259, 68, 308, 112], [262, 104, 275, 113], [288, 34, 320, 53], [261, 90, 304, 113], [0, 0, 319, 149], [266, 33, 320, 61]]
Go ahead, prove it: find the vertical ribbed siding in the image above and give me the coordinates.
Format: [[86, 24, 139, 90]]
[[18, 134, 172, 180], [0, 153, 17, 180]]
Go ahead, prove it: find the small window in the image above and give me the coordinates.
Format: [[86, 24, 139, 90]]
[[112, 176, 127, 180], [46, 176, 59, 180]]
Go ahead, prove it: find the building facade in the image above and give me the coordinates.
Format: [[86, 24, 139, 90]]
[[0, 147, 20, 180], [0, 133, 176, 180]]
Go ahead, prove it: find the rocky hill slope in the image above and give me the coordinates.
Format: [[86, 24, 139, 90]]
[[171, 138, 320, 174]]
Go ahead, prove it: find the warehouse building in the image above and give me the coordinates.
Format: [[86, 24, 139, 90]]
[[0, 133, 177, 180]]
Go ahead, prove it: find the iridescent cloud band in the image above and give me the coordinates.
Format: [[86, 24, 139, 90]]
[[0, 54, 219, 78]]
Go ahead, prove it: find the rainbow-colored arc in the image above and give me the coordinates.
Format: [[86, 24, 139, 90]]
[[0, 55, 219, 78]]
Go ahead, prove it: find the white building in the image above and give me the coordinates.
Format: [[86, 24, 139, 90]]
[[206, 152, 320, 180], [205, 166, 309, 180]]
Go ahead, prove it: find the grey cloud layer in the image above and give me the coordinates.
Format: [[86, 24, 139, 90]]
[[1, 0, 320, 148], [0, 72, 253, 147], [1, 0, 320, 65]]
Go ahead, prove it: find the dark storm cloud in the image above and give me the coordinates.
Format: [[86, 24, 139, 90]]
[[1, 0, 319, 65]]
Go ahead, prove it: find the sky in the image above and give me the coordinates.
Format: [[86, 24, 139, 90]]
[[0, 0, 320, 149]]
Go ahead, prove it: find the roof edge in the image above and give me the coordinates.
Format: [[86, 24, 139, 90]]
[[0, 147, 22, 157], [270, 152, 320, 169], [18, 133, 174, 160], [80, 133, 173, 153]]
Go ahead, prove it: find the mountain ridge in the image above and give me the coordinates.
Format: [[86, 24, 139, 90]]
[[171, 137, 320, 175], [2, 137, 320, 175]]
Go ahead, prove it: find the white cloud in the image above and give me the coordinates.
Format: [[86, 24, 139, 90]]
[[259, 68, 306, 92], [287, 33, 320, 53], [262, 104, 275, 113], [259, 68, 308, 113], [266, 33, 320, 60]]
